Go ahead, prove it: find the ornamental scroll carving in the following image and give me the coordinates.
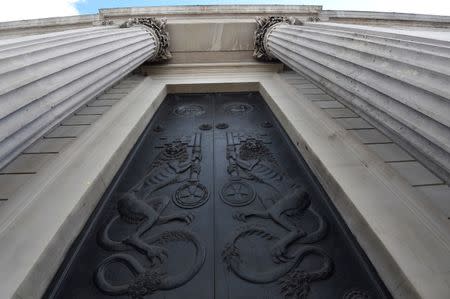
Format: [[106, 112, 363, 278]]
[[253, 16, 300, 61], [121, 17, 172, 61]]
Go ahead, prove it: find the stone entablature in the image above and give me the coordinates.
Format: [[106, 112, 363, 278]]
[[321, 10, 450, 27], [0, 5, 322, 39], [2, 5, 450, 40]]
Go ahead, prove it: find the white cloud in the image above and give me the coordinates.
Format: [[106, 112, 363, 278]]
[[0, 0, 81, 22]]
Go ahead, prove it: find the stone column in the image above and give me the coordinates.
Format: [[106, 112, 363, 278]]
[[254, 17, 450, 182], [0, 17, 171, 169]]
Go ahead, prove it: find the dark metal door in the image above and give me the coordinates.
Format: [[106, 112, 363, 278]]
[[46, 92, 391, 299]]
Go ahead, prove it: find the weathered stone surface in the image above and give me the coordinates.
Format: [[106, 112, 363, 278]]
[[87, 99, 119, 107], [0, 154, 56, 174], [75, 106, 110, 115], [367, 143, 413, 162], [0, 173, 34, 200], [314, 100, 345, 109], [334, 118, 373, 129], [389, 161, 443, 186], [324, 108, 358, 118], [23, 138, 74, 154], [61, 115, 100, 126], [416, 185, 450, 217], [350, 129, 391, 144], [45, 125, 89, 139]]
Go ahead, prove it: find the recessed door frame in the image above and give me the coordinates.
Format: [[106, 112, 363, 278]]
[[1, 68, 447, 299]]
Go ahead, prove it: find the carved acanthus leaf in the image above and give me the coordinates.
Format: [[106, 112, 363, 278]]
[[121, 17, 172, 61], [253, 16, 299, 61]]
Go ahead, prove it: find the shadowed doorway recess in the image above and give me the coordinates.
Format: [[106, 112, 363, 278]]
[[46, 92, 391, 299]]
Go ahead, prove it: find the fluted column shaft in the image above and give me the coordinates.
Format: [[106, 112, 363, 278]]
[[0, 18, 169, 169], [259, 20, 450, 182]]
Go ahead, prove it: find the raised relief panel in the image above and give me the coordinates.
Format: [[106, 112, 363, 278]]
[[46, 93, 390, 299], [95, 133, 208, 298]]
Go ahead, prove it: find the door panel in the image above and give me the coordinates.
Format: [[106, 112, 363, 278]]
[[46, 92, 391, 299]]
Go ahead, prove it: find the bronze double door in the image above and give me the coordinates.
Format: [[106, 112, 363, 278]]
[[46, 92, 390, 299]]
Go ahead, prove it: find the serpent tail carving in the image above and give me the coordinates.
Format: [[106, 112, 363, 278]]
[[222, 225, 333, 298], [95, 230, 206, 298]]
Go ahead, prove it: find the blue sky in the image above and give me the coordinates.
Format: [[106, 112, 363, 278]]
[[1, 0, 450, 22]]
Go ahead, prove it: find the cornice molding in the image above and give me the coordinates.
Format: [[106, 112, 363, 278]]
[[121, 17, 172, 61], [253, 16, 300, 61]]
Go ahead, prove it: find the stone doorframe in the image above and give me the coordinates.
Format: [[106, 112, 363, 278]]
[[0, 65, 448, 299]]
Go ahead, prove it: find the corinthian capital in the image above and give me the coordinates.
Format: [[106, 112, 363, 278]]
[[121, 17, 172, 61], [253, 16, 298, 61]]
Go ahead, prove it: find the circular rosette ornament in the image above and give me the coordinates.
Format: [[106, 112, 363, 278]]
[[220, 181, 256, 207], [173, 183, 209, 209]]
